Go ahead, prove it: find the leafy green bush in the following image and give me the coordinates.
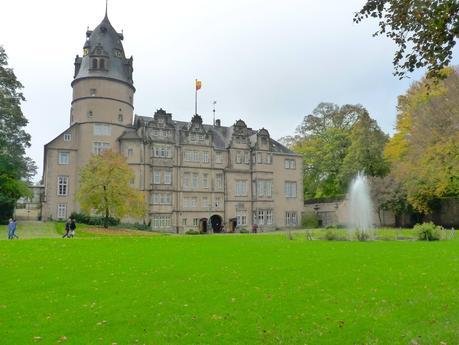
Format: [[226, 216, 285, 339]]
[[239, 228, 249, 233], [117, 222, 150, 231], [185, 229, 200, 235], [355, 230, 370, 241], [301, 212, 319, 229], [324, 229, 337, 241], [70, 212, 120, 226], [415, 222, 441, 241]]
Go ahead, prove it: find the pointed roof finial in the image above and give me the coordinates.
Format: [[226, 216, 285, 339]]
[[105, 0, 108, 17]]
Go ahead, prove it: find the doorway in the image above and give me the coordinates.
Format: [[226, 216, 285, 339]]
[[210, 214, 223, 233]]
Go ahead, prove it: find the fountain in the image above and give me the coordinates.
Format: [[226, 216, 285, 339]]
[[347, 172, 373, 240]]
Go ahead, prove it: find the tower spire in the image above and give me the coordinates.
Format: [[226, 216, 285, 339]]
[[105, 0, 108, 17]]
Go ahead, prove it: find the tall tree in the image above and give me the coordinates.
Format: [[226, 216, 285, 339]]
[[285, 103, 388, 199], [77, 150, 147, 228], [0, 46, 36, 221], [355, 0, 459, 79], [385, 67, 459, 213], [341, 111, 389, 182]]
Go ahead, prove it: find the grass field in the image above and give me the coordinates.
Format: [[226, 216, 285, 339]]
[[1, 223, 458, 344]]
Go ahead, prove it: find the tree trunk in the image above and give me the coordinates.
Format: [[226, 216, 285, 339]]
[[104, 207, 109, 228]]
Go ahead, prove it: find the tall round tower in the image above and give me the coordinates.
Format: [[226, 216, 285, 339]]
[[71, 13, 134, 126], [65, 12, 136, 168]]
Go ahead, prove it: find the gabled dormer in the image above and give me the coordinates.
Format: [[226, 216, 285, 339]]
[[181, 114, 211, 145], [229, 119, 249, 148], [255, 128, 271, 151], [146, 109, 175, 143]]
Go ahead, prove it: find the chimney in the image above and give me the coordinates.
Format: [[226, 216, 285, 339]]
[[215, 119, 221, 127]]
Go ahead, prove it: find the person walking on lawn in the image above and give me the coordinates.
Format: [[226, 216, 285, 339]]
[[8, 219, 18, 239], [62, 218, 71, 238], [69, 218, 76, 238]]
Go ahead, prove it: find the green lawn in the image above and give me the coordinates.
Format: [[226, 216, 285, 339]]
[[0, 223, 458, 344]]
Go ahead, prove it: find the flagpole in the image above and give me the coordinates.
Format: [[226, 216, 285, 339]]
[[195, 79, 198, 115]]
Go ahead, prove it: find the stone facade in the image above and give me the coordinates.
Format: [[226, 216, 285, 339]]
[[42, 13, 304, 232]]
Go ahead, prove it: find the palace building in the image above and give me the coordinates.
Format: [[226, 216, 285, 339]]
[[42, 12, 303, 232]]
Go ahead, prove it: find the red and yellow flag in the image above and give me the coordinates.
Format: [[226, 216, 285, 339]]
[[195, 80, 202, 91]]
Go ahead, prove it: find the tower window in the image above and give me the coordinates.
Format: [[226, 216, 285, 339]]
[[118, 114, 123, 122], [92, 59, 98, 69], [99, 59, 105, 70], [90, 88, 96, 96], [87, 110, 93, 119]]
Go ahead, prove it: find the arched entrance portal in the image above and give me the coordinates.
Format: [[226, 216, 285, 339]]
[[210, 214, 223, 233]]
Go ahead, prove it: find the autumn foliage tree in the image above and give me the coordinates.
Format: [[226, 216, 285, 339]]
[[77, 150, 147, 228], [355, 0, 459, 79], [385, 67, 459, 214]]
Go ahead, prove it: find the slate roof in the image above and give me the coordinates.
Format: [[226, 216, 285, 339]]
[[73, 14, 133, 86], [131, 114, 295, 154]]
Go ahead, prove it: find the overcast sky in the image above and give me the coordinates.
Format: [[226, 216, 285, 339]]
[[1, 0, 458, 181]]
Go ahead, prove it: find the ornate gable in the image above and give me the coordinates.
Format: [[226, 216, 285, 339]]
[[181, 114, 211, 145], [230, 119, 249, 147], [146, 109, 175, 143]]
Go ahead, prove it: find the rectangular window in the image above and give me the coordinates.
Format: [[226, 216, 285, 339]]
[[257, 152, 262, 164], [257, 180, 272, 198], [153, 145, 171, 158], [284, 182, 297, 198], [184, 150, 204, 162], [57, 176, 69, 196], [93, 142, 111, 155], [215, 196, 222, 208], [182, 218, 187, 226], [191, 197, 197, 208], [286, 211, 298, 226], [164, 171, 172, 185], [63, 133, 71, 141], [152, 215, 171, 229], [192, 173, 199, 189], [285, 159, 296, 169], [94, 123, 112, 136], [90, 88, 97, 96], [235, 180, 248, 196], [202, 174, 209, 189], [236, 210, 247, 226], [183, 173, 190, 189], [202, 197, 209, 208], [236, 151, 242, 164], [193, 218, 199, 226], [153, 171, 161, 184], [215, 152, 223, 164], [58, 152, 70, 165], [266, 153, 272, 164], [215, 174, 223, 190], [256, 209, 273, 225], [127, 148, 133, 157], [151, 193, 171, 205], [57, 204, 67, 219], [244, 152, 250, 164]]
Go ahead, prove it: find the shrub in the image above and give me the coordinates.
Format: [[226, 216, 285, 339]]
[[117, 222, 149, 231], [355, 230, 370, 241], [415, 222, 441, 241], [185, 229, 200, 235], [324, 229, 337, 241], [301, 212, 319, 229], [239, 228, 249, 234], [70, 212, 120, 226]]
